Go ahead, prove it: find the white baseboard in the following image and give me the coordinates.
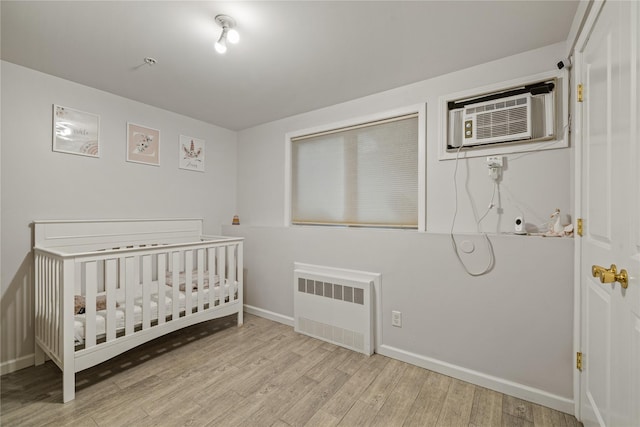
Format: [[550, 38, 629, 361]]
[[378, 344, 574, 415], [244, 304, 294, 327], [1, 353, 34, 376]]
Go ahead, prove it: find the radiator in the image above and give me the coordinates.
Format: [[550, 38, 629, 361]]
[[293, 263, 375, 355]]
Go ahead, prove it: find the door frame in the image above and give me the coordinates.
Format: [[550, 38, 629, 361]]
[[571, 0, 606, 421]]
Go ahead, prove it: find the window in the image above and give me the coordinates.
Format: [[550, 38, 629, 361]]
[[290, 113, 419, 228]]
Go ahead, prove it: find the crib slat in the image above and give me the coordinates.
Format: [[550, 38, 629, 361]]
[[142, 255, 151, 329], [196, 249, 204, 312], [237, 242, 244, 325], [38, 255, 44, 344], [33, 254, 43, 365], [55, 258, 61, 356], [76, 262, 83, 300], [85, 261, 98, 349], [46, 258, 52, 353], [105, 259, 117, 341], [125, 256, 136, 335], [185, 250, 192, 315], [61, 258, 76, 403], [44, 257, 49, 352], [228, 245, 236, 303], [48, 258, 53, 353], [217, 246, 226, 306], [157, 254, 166, 325], [35, 254, 40, 343], [40, 256, 47, 348], [41, 255, 45, 339], [208, 248, 215, 308], [119, 257, 125, 293], [172, 252, 180, 319]]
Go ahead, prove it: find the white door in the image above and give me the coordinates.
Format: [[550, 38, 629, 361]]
[[578, 0, 640, 426]]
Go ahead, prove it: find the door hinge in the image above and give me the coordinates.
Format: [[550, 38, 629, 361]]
[[577, 84, 584, 102], [577, 352, 583, 371], [577, 218, 583, 236]]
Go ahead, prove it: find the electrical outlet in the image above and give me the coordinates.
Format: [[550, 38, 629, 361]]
[[391, 310, 402, 327], [486, 156, 503, 168]]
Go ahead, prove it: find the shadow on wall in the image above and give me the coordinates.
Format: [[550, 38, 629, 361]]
[[1, 253, 34, 370]]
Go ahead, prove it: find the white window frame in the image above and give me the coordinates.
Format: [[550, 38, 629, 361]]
[[284, 104, 426, 231]]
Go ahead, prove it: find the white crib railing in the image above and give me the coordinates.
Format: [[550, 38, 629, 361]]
[[34, 253, 64, 367], [34, 234, 243, 402]]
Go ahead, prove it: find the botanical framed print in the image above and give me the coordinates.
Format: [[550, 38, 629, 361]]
[[52, 105, 100, 157], [179, 135, 205, 172], [127, 123, 160, 166]]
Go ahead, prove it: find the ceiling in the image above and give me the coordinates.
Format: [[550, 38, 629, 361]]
[[1, 1, 579, 131]]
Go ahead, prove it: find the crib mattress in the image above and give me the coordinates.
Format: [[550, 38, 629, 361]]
[[74, 282, 237, 344]]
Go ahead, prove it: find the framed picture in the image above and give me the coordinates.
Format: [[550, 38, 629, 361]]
[[52, 105, 100, 157], [127, 123, 160, 166], [179, 135, 205, 172]]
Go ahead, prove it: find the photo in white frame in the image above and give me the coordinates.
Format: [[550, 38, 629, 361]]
[[52, 105, 100, 157], [179, 135, 205, 172]]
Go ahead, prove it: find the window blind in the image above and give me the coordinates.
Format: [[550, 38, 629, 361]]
[[291, 114, 418, 228]]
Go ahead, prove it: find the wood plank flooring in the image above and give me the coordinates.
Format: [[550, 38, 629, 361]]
[[1, 314, 582, 426]]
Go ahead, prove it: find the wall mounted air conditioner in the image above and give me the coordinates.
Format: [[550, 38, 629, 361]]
[[447, 79, 556, 151]]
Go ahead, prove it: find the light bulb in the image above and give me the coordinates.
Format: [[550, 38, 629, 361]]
[[215, 40, 227, 54], [227, 28, 239, 44]]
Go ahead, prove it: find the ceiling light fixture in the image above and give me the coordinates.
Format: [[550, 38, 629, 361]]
[[214, 14, 239, 54]]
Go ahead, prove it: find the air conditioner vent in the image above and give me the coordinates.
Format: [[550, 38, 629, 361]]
[[476, 105, 529, 140], [445, 78, 558, 153], [461, 94, 532, 146]]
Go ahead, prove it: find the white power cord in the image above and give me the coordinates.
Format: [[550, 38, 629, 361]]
[[449, 146, 496, 276]]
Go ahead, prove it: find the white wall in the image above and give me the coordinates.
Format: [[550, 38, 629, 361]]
[[237, 42, 572, 233], [0, 61, 237, 371], [228, 42, 575, 412]]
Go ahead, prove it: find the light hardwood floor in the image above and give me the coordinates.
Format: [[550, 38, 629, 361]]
[[1, 314, 581, 426]]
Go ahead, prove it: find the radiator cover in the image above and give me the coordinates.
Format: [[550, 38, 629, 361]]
[[293, 263, 375, 355]]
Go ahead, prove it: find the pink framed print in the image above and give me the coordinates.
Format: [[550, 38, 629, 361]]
[[127, 123, 160, 166]]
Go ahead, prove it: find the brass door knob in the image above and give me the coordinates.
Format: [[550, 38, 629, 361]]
[[592, 264, 629, 289]]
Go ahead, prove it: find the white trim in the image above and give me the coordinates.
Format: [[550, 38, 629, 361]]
[[572, 47, 585, 422], [285, 104, 424, 142], [417, 103, 427, 232], [437, 69, 569, 161], [291, 113, 419, 141], [284, 104, 426, 230], [1, 354, 35, 376], [565, 0, 595, 58], [574, 0, 605, 53], [284, 130, 292, 227], [33, 218, 206, 253], [32, 217, 203, 224], [244, 304, 294, 326], [378, 344, 575, 415]]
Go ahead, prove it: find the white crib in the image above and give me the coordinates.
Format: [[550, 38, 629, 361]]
[[33, 218, 243, 403]]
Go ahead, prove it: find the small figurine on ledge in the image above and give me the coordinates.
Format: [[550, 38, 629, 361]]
[[551, 208, 563, 234], [544, 208, 573, 237]]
